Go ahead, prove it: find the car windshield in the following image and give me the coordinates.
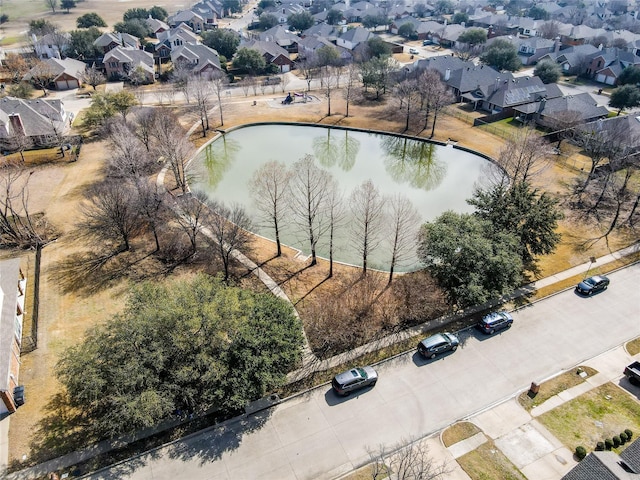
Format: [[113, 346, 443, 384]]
[[584, 278, 597, 286], [356, 368, 366, 378]]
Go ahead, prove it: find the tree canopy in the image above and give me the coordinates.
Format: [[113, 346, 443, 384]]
[[258, 13, 279, 30], [417, 211, 523, 308], [56, 274, 304, 438], [201, 29, 240, 59], [480, 39, 521, 71], [609, 84, 640, 115], [468, 181, 563, 266], [68, 27, 102, 60], [534, 60, 562, 84], [114, 18, 152, 39], [76, 12, 106, 28], [457, 28, 487, 45], [287, 11, 314, 31], [616, 66, 640, 86], [233, 47, 267, 74]]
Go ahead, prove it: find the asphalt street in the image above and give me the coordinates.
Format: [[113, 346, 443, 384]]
[[83, 264, 640, 480]]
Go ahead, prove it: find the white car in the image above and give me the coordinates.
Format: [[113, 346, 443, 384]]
[[409, 47, 419, 55]]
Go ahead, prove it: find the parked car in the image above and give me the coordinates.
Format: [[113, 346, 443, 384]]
[[477, 311, 513, 335], [409, 47, 419, 54], [422, 39, 432, 46], [417, 333, 459, 359], [332, 366, 378, 396], [13, 385, 25, 408], [624, 361, 640, 386], [575, 275, 610, 295]]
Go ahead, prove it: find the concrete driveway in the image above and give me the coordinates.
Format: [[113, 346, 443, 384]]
[[82, 264, 640, 480]]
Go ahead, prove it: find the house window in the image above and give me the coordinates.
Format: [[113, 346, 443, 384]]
[[597, 60, 602, 67], [109, 62, 118, 68]]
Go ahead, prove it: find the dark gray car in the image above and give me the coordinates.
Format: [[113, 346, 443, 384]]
[[477, 311, 513, 334], [417, 333, 460, 359], [332, 366, 378, 396]]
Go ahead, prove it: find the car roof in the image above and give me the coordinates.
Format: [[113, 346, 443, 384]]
[[590, 275, 607, 281], [335, 368, 364, 384], [420, 333, 448, 347], [482, 311, 511, 324]]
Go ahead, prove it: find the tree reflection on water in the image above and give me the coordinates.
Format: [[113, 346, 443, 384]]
[[380, 135, 446, 191]]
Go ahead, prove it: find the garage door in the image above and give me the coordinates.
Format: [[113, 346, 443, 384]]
[[596, 74, 607, 84], [56, 79, 79, 90]]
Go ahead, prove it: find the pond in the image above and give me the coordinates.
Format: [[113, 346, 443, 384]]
[[190, 124, 495, 272]]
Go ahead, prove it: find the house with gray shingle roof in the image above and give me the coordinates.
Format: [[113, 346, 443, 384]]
[[412, 54, 474, 75], [191, 0, 223, 27], [513, 92, 609, 126], [445, 64, 513, 102], [561, 437, 640, 480], [586, 47, 640, 85], [146, 16, 170, 38], [336, 26, 373, 50], [103, 47, 155, 83], [240, 40, 295, 72], [93, 32, 141, 54], [23, 57, 86, 90], [0, 96, 70, 145], [538, 44, 600, 75], [259, 25, 301, 53], [155, 25, 200, 59], [297, 35, 353, 63], [480, 76, 563, 113], [0, 259, 26, 415], [171, 43, 223, 75], [168, 10, 206, 33]]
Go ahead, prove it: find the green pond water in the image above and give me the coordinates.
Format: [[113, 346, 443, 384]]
[[190, 124, 495, 272]]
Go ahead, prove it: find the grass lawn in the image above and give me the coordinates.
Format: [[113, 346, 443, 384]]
[[627, 337, 640, 356], [457, 440, 526, 480], [518, 366, 599, 412], [537, 382, 640, 454], [442, 422, 482, 447]]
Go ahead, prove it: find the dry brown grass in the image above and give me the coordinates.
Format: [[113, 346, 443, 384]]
[[627, 337, 640, 356], [442, 422, 482, 447], [457, 440, 526, 480], [517, 366, 599, 412]]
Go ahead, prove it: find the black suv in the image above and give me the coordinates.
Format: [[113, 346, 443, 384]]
[[477, 311, 513, 335], [417, 333, 459, 359]]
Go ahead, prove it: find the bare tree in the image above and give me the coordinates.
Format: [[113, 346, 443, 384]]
[[280, 72, 290, 93], [187, 75, 214, 137], [318, 65, 340, 116], [0, 161, 51, 248], [83, 64, 106, 90], [134, 178, 167, 252], [538, 21, 561, 39], [289, 154, 332, 266], [350, 179, 384, 275], [343, 62, 360, 118], [10, 128, 33, 163], [79, 180, 143, 252], [249, 161, 292, 257], [495, 127, 554, 185], [296, 55, 317, 91], [27, 60, 57, 96], [239, 76, 252, 97], [386, 194, 420, 284], [206, 200, 252, 281], [45, 0, 58, 14], [366, 437, 451, 480], [152, 112, 195, 194], [210, 70, 229, 126], [545, 110, 583, 148], [416, 69, 441, 131], [173, 191, 208, 255], [325, 178, 345, 278], [133, 108, 159, 152], [394, 78, 420, 132], [171, 62, 193, 103], [106, 121, 154, 178]]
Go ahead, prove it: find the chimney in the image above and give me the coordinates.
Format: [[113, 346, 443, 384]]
[[445, 68, 451, 80], [598, 43, 603, 50], [554, 36, 560, 53], [461, 21, 465, 27], [536, 97, 546, 114], [495, 77, 500, 90], [444, 18, 448, 26]]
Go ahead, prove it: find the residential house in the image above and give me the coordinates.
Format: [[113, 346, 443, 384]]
[[516, 37, 558, 65], [336, 26, 373, 50], [479, 76, 563, 113], [301, 23, 339, 41], [517, 17, 540, 37], [103, 47, 155, 82], [586, 47, 640, 84], [0, 96, 71, 147], [561, 437, 640, 479], [146, 16, 170, 38], [262, 3, 307, 24], [560, 24, 607, 46], [191, 0, 223, 28], [432, 23, 467, 47], [343, 2, 382, 23], [155, 25, 200, 60], [390, 16, 421, 36], [93, 32, 141, 55], [168, 10, 206, 33], [445, 64, 514, 103], [241, 40, 295, 72], [32, 32, 70, 60], [24, 57, 86, 90], [259, 25, 301, 53], [513, 92, 609, 126], [297, 35, 352, 63], [171, 43, 223, 75], [0, 259, 27, 415], [413, 54, 474, 75], [538, 44, 600, 75]]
